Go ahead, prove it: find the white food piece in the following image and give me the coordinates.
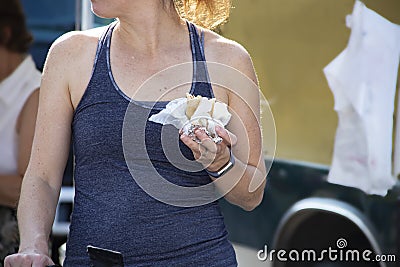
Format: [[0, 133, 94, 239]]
[[148, 95, 231, 136]]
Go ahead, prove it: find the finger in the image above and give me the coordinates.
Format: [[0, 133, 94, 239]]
[[193, 129, 230, 160], [215, 141, 227, 155], [194, 129, 218, 153], [44, 257, 55, 267], [215, 126, 237, 147], [33, 255, 54, 267], [181, 134, 219, 166], [180, 134, 201, 154], [198, 145, 214, 159]]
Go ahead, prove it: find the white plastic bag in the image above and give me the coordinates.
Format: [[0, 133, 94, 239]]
[[324, 0, 400, 195]]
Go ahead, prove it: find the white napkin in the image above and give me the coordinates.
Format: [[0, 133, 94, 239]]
[[323, 0, 400, 195], [149, 95, 231, 136]]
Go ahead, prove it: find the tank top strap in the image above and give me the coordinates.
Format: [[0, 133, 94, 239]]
[[186, 21, 214, 98], [73, 22, 118, 116], [90, 21, 117, 75]]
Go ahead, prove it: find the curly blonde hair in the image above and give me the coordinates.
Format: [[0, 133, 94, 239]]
[[174, 0, 232, 29]]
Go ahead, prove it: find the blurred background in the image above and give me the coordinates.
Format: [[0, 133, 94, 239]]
[[221, 0, 400, 165], [21, 0, 400, 165]]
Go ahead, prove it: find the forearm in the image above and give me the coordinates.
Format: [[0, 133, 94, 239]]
[[216, 157, 266, 211], [0, 174, 23, 207], [17, 175, 60, 254]]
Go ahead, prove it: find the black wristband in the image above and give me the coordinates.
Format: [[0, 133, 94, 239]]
[[205, 148, 235, 178]]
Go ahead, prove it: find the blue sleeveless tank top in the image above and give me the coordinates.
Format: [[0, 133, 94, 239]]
[[65, 22, 237, 266]]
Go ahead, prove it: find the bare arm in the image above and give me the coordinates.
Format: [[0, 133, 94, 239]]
[[5, 35, 75, 266], [221, 47, 266, 211], [0, 89, 39, 208], [181, 38, 267, 211]]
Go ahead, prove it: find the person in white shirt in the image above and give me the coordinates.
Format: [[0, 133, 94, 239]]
[[0, 0, 41, 261]]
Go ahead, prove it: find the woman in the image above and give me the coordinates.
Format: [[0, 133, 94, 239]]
[[0, 0, 40, 263], [5, 0, 266, 266]]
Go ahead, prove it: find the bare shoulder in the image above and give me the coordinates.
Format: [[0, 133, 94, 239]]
[[202, 28, 258, 85], [46, 26, 106, 64], [42, 26, 108, 106], [51, 26, 106, 49]]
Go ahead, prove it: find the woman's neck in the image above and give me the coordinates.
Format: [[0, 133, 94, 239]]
[[114, 1, 185, 54]]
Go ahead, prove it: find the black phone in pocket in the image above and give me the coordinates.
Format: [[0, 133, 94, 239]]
[[87, 245, 124, 267]]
